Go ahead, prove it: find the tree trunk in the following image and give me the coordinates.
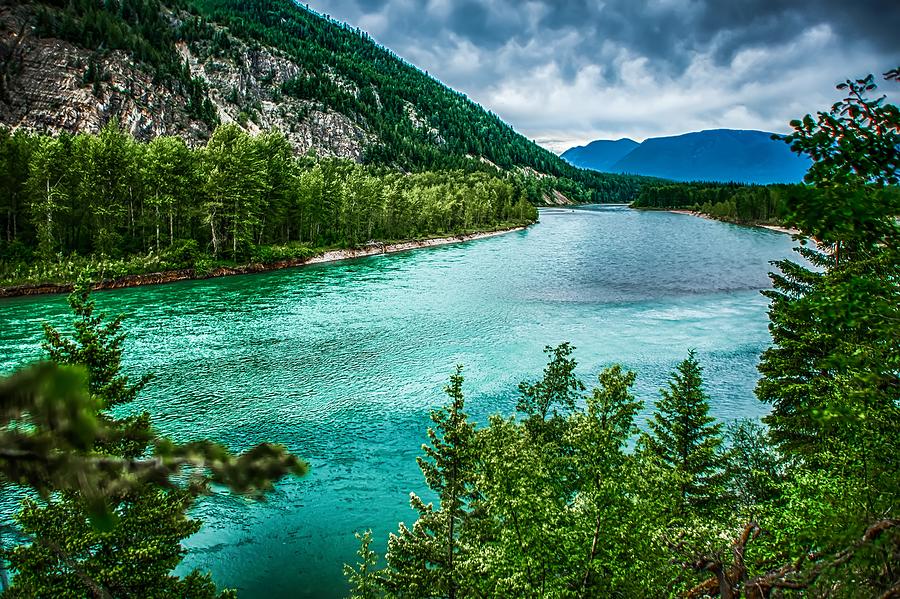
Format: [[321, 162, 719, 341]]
[[579, 511, 603, 598], [447, 463, 457, 599], [233, 198, 238, 258], [210, 215, 218, 257]]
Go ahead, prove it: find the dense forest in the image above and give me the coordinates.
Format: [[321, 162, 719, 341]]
[[631, 182, 795, 224], [631, 173, 900, 228], [632, 181, 900, 227], [10, 0, 652, 203], [0, 122, 538, 287]]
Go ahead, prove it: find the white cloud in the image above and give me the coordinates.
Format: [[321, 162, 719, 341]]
[[305, 0, 899, 153], [471, 25, 893, 151]]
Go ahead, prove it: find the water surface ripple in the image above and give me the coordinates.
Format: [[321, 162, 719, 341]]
[[0, 206, 799, 597]]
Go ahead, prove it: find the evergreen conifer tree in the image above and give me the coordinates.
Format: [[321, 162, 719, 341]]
[[343, 531, 381, 599], [383, 366, 476, 598], [641, 350, 725, 516], [757, 70, 900, 524]]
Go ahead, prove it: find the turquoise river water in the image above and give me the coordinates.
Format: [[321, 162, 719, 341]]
[[0, 205, 800, 597]]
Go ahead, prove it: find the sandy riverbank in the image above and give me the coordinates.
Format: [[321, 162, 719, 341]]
[[667, 209, 801, 236], [304, 226, 525, 265], [0, 226, 528, 299]]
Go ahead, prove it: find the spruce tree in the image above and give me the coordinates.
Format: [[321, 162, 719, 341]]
[[737, 71, 900, 596], [343, 531, 380, 599], [383, 366, 476, 598], [641, 350, 725, 516]]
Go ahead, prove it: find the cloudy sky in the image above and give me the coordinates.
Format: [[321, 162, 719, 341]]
[[304, 0, 899, 153]]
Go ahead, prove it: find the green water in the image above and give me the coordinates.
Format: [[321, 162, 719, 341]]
[[0, 206, 800, 597]]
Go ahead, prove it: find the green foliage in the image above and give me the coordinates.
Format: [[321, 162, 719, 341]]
[[362, 350, 685, 597], [516, 342, 585, 428], [722, 419, 782, 510], [181, 0, 648, 199], [361, 321, 896, 597], [785, 73, 900, 189], [362, 134, 900, 593], [201, 124, 266, 259], [631, 180, 799, 225], [42, 283, 149, 410], [344, 531, 381, 599], [22, 0, 649, 202], [5, 490, 234, 599], [752, 71, 900, 593], [640, 350, 726, 517], [383, 366, 476, 598], [0, 123, 539, 286]]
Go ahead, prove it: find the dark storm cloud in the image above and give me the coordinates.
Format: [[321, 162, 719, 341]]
[[304, 0, 900, 150]]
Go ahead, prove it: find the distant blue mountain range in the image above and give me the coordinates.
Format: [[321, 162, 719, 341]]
[[561, 129, 810, 184], [556, 138, 640, 172]]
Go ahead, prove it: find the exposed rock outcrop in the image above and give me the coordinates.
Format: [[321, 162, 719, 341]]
[[0, 3, 370, 158]]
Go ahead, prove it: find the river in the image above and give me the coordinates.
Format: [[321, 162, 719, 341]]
[[0, 205, 800, 597]]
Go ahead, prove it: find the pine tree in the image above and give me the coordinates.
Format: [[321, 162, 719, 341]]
[[5, 489, 235, 599], [343, 531, 381, 599], [641, 350, 725, 516], [40, 279, 152, 458], [383, 366, 476, 598]]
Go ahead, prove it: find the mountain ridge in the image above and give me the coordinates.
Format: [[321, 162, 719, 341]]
[[562, 128, 811, 184], [559, 138, 639, 172]]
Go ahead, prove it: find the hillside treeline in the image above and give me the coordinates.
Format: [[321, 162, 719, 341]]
[[632, 180, 900, 226], [0, 122, 537, 286], [631, 182, 792, 223]]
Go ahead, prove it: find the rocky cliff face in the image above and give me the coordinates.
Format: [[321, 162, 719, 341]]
[[0, 3, 371, 158]]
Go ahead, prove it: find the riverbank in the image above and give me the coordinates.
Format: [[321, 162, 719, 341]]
[[665, 209, 801, 236], [0, 226, 528, 299]]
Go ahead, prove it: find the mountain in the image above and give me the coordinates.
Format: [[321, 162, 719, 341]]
[[560, 138, 639, 171], [0, 0, 649, 202], [562, 129, 810, 184]]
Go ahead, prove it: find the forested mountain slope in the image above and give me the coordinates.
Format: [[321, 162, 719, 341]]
[[0, 0, 648, 203]]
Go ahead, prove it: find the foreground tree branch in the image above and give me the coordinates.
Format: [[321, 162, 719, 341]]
[[684, 519, 900, 598], [0, 363, 306, 508]]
